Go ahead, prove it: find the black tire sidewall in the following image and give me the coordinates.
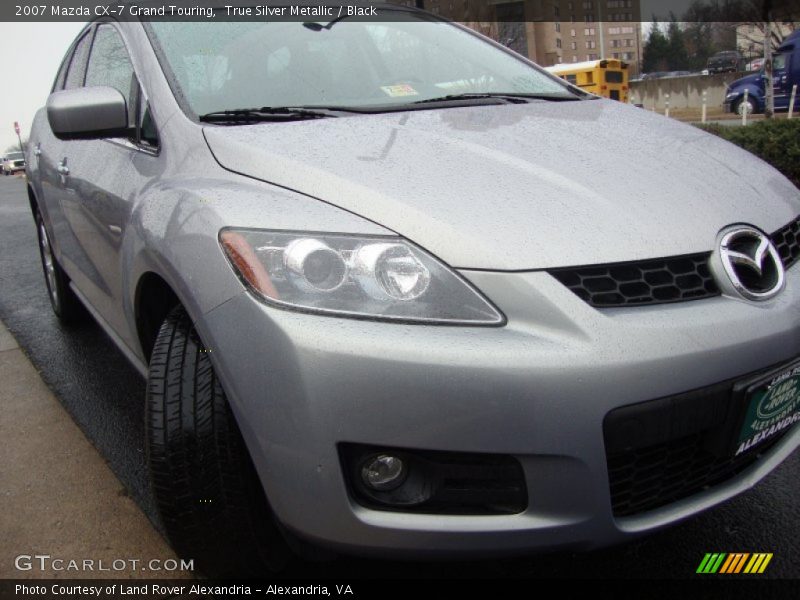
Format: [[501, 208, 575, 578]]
[[145, 306, 291, 577]]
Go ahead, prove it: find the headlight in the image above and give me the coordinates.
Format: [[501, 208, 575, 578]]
[[219, 229, 503, 325]]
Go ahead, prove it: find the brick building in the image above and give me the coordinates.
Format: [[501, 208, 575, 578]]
[[395, 1, 643, 76]]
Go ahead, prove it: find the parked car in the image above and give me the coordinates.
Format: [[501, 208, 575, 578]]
[[724, 31, 800, 115], [746, 57, 764, 71], [26, 9, 800, 576], [3, 151, 25, 175], [640, 71, 670, 80], [707, 50, 743, 74], [706, 50, 744, 75], [640, 71, 695, 80]]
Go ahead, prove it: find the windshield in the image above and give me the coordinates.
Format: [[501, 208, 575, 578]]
[[7, 152, 23, 160], [148, 14, 574, 115]]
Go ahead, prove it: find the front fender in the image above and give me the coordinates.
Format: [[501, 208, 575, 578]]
[[725, 85, 765, 112], [121, 173, 392, 358]]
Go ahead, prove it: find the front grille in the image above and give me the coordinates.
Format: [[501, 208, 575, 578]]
[[549, 254, 719, 308], [604, 366, 794, 518], [771, 216, 800, 269], [551, 216, 800, 309]]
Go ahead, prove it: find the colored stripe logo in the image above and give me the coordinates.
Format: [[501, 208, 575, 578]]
[[697, 553, 773, 574]]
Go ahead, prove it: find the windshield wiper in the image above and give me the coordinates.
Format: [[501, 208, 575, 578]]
[[410, 92, 582, 105], [302, 15, 348, 31], [199, 107, 338, 123]]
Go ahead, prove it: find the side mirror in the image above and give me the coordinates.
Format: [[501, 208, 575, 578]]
[[47, 86, 131, 141]]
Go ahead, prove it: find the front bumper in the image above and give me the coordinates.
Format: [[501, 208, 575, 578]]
[[197, 265, 800, 557]]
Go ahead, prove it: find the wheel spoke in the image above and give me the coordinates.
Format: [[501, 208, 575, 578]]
[[39, 222, 59, 307]]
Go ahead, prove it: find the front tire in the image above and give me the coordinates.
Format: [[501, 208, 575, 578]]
[[146, 306, 291, 577], [735, 96, 756, 116]]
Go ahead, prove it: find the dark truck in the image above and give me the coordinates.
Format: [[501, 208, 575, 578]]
[[707, 50, 742, 74], [724, 30, 800, 115]]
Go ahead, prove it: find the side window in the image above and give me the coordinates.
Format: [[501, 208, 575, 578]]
[[53, 54, 71, 91], [139, 104, 159, 148], [85, 24, 136, 121], [64, 31, 93, 90], [83, 23, 159, 148], [129, 83, 159, 149]]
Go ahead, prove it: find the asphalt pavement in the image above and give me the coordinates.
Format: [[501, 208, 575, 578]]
[[1, 176, 798, 579]]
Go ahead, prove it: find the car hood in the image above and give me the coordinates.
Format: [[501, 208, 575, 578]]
[[729, 72, 762, 89], [204, 100, 799, 270]]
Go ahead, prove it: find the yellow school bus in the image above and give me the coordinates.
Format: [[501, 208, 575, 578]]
[[545, 59, 629, 102]]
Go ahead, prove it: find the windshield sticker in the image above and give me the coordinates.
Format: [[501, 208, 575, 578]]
[[380, 84, 419, 98]]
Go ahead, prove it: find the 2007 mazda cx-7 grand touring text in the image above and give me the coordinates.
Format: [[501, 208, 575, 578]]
[[25, 6, 800, 575]]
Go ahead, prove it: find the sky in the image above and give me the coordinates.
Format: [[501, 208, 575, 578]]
[[0, 22, 86, 153], [640, 0, 695, 21]]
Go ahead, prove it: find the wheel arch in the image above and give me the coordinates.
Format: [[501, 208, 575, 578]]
[[26, 183, 40, 218], [134, 271, 182, 363], [732, 87, 765, 113]]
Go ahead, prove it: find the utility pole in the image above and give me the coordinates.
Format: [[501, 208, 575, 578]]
[[635, 22, 642, 77], [763, 1, 774, 118], [597, 0, 605, 59], [14, 121, 23, 153]]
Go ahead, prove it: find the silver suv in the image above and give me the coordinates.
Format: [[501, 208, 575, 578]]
[[3, 151, 26, 175], [25, 8, 800, 576]]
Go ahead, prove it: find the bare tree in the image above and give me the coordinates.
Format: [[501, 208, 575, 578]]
[[736, 21, 797, 58], [764, 18, 774, 117]]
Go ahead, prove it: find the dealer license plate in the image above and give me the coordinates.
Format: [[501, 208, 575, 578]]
[[735, 362, 800, 456]]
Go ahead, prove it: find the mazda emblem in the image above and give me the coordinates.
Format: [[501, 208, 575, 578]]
[[716, 226, 785, 301]]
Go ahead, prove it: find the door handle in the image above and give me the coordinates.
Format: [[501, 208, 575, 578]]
[[33, 144, 42, 157], [57, 159, 69, 176]]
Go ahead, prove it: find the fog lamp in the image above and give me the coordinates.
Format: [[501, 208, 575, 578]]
[[361, 455, 406, 491]]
